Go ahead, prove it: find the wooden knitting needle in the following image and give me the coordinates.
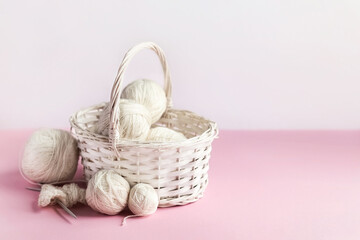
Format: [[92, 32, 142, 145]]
[[26, 187, 77, 219]]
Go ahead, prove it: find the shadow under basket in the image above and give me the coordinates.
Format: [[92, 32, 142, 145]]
[[69, 42, 218, 207]]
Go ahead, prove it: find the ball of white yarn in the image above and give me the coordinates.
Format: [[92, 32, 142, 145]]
[[86, 169, 130, 215], [128, 183, 159, 216], [121, 79, 167, 124], [21, 129, 79, 183], [94, 100, 151, 141], [147, 127, 187, 142]]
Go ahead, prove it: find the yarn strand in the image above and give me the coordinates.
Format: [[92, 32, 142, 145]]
[[122, 214, 146, 226]]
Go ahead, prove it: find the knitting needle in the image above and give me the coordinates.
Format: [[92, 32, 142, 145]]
[[26, 187, 41, 192], [25, 187, 78, 219], [56, 200, 77, 219]]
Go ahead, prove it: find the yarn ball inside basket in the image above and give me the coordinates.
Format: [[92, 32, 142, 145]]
[[128, 183, 159, 216], [21, 129, 79, 183], [86, 169, 130, 215], [94, 99, 151, 141], [146, 127, 187, 142], [121, 79, 167, 124]]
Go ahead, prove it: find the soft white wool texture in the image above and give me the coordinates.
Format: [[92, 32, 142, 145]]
[[21, 129, 79, 183], [147, 127, 187, 142], [94, 102, 113, 136], [86, 169, 130, 215], [128, 183, 159, 216], [121, 79, 167, 124], [38, 183, 86, 208], [94, 100, 151, 141]]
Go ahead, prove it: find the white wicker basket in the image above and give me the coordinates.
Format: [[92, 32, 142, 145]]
[[70, 42, 218, 207]]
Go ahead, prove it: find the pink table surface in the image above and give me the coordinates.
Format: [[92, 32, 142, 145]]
[[1, 130, 360, 240]]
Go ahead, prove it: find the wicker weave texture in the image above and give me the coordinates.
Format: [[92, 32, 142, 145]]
[[69, 42, 218, 207]]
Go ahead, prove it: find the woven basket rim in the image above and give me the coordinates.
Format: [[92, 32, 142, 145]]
[[69, 102, 218, 148]]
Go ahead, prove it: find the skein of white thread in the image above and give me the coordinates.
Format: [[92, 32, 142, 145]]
[[20, 129, 79, 184], [86, 169, 130, 215], [122, 183, 159, 225], [118, 100, 151, 140], [120, 79, 167, 124], [146, 127, 187, 142], [94, 100, 151, 141]]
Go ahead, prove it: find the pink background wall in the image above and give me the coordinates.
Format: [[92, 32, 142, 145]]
[[1, 0, 360, 130]]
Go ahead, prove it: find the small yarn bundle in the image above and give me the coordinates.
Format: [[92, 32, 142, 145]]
[[94, 99, 151, 141], [128, 183, 159, 216], [147, 127, 187, 142], [21, 129, 79, 183], [86, 169, 130, 215], [38, 183, 86, 208], [121, 79, 167, 124]]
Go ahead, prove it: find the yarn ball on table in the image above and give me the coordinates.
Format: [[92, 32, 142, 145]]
[[147, 127, 187, 142], [21, 129, 79, 183], [86, 169, 130, 215], [94, 99, 151, 141], [128, 183, 159, 216], [121, 79, 167, 124]]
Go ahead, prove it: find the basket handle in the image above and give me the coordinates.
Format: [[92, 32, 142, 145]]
[[109, 42, 172, 152]]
